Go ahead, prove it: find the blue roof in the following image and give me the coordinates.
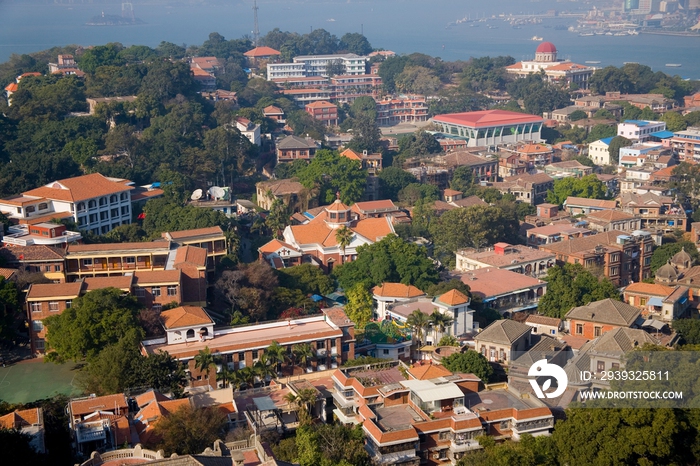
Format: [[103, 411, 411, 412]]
[[623, 120, 652, 126], [311, 294, 324, 302], [647, 297, 664, 307], [600, 137, 614, 145], [650, 130, 674, 139]]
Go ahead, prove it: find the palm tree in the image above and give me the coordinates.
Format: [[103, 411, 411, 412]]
[[429, 310, 454, 344], [293, 343, 315, 373], [406, 310, 430, 345], [194, 347, 218, 385], [335, 226, 353, 264], [254, 353, 278, 385], [229, 369, 245, 391], [266, 340, 286, 374], [216, 363, 232, 388], [239, 366, 257, 388]]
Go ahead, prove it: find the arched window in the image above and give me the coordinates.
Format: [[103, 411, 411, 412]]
[[88, 200, 97, 209], [77, 202, 85, 212], [38, 203, 48, 211], [120, 192, 128, 201], [99, 197, 107, 206], [186, 329, 195, 339], [110, 195, 118, 204], [200, 327, 209, 336], [537, 287, 544, 296], [26, 206, 35, 213]]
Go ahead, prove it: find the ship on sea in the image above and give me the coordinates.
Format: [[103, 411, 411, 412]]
[[86, 3, 144, 26]]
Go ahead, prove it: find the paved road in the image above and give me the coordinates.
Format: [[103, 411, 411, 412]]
[[380, 120, 433, 136]]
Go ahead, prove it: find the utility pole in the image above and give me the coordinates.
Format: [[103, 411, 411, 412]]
[[252, 0, 260, 47]]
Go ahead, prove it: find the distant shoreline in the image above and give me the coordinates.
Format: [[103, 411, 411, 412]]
[[639, 30, 700, 37]]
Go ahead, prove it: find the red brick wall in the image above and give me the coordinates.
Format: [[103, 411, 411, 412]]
[[569, 319, 621, 339]]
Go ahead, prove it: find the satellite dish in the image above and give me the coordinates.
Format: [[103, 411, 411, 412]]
[[190, 189, 203, 201], [209, 186, 225, 200]]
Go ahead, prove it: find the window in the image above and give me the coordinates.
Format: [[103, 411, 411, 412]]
[[82, 259, 93, 266], [88, 200, 97, 209], [77, 202, 86, 212], [35, 339, 45, 350], [152, 304, 162, 312], [54, 265, 61, 272], [125, 256, 135, 264], [167, 285, 178, 296], [26, 206, 35, 214], [611, 363, 620, 370], [111, 208, 119, 218], [594, 326, 602, 337], [65, 300, 72, 309], [382, 349, 390, 355], [135, 288, 145, 297], [186, 329, 195, 339], [253, 350, 259, 359], [550, 329, 556, 335], [576, 324, 583, 335], [120, 192, 128, 201], [32, 320, 43, 332], [398, 347, 405, 354], [151, 287, 161, 297], [30, 302, 41, 313], [38, 202, 48, 211], [99, 197, 107, 206], [100, 211, 108, 221], [89, 213, 98, 223], [597, 361, 605, 372], [49, 302, 59, 312], [78, 216, 87, 226], [110, 195, 118, 204]]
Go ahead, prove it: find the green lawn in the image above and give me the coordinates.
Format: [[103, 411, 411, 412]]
[[0, 360, 84, 404]]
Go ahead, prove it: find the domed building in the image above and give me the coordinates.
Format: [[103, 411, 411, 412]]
[[506, 42, 596, 90], [655, 261, 679, 284], [534, 41, 558, 62], [671, 247, 692, 270]]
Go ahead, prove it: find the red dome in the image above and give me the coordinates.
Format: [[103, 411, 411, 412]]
[[536, 42, 557, 53]]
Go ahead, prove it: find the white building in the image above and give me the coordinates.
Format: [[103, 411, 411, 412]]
[[432, 110, 544, 148], [617, 120, 666, 142], [234, 117, 261, 146], [0, 173, 134, 236], [267, 53, 368, 80], [588, 137, 614, 165]]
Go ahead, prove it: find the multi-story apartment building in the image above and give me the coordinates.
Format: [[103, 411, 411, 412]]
[[64, 242, 171, 281], [455, 242, 555, 278], [267, 53, 368, 80], [617, 120, 667, 142], [539, 230, 655, 286], [668, 127, 700, 162], [618, 192, 687, 231], [305, 100, 338, 126], [141, 307, 356, 389], [161, 226, 227, 278], [332, 361, 553, 465], [1, 222, 81, 248], [276, 135, 318, 163], [375, 96, 429, 126], [0, 173, 135, 236], [0, 244, 67, 282]]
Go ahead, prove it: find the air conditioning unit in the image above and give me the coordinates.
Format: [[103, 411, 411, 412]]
[[433, 453, 441, 459]]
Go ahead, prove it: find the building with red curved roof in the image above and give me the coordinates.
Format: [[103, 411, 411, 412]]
[[506, 42, 595, 90], [432, 110, 544, 147]]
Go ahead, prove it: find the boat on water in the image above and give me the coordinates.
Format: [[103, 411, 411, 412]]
[[585, 61, 601, 64], [579, 32, 594, 36], [531, 36, 543, 41], [666, 64, 682, 67], [327, 18, 336, 22], [613, 32, 627, 36]]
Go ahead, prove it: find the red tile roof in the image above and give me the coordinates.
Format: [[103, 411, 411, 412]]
[[408, 364, 452, 380], [244, 46, 281, 57], [133, 270, 181, 286], [70, 394, 128, 417], [0, 408, 41, 429], [26, 282, 82, 300], [82, 275, 134, 292], [23, 173, 133, 203], [437, 289, 469, 306], [0, 245, 65, 262], [433, 110, 542, 128], [163, 226, 224, 241], [173, 245, 207, 268], [372, 283, 424, 298], [160, 306, 213, 329]]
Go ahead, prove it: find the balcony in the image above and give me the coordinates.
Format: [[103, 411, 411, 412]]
[[450, 440, 481, 452], [76, 422, 107, 443], [4, 226, 82, 247], [316, 348, 328, 357]]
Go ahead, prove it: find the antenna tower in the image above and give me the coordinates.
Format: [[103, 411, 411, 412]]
[[253, 0, 260, 47], [122, 2, 135, 22]]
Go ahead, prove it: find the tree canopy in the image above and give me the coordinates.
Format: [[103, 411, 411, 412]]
[[296, 149, 367, 204], [334, 234, 439, 291], [546, 175, 608, 206], [651, 242, 699, 273], [151, 405, 227, 455], [442, 350, 493, 382], [537, 264, 620, 319], [44, 288, 143, 362], [608, 135, 633, 165]]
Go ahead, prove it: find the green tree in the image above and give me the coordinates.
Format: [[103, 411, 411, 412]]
[[296, 149, 366, 204], [44, 288, 143, 362], [277, 264, 335, 296], [569, 110, 588, 121], [426, 279, 471, 298], [430, 205, 521, 267], [673, 319, 700, 345], [397, 183, 439, 207], [335, 226, 353, 265], [378, 55, 410, 93], [0, 278, 20, 345], [407, 310, 430, 345], [344, 283, 373, 329], [650, 242, 699, 273], [450, 165, 474, 193], [78, 43, 125, 74], [537, 264, 621, 318], [378, 166, 418, 200], [398, 130, 442, 158], [266, 198, 290, 239], [546, 175, 608, 206], [194, 347, 218, 378], [292, 343, 315, 371], [346, 114, 382, 153], [334, 235, 439, 291], [589, 66, 634, 94], [429, 310, 454, 343], [552, 408, 691, 465], [608, 135, 633, 165], [438, 335, 460, 347], [0, 428, 46, 466], [660, 111, 687, 132], [395, 66, 441, 95], [585, 123, 617, 143], [152, 405, 226, 455], [339, 33, 373, 55], [295, 423, 371, 466], [442, 350, 493, 382]]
